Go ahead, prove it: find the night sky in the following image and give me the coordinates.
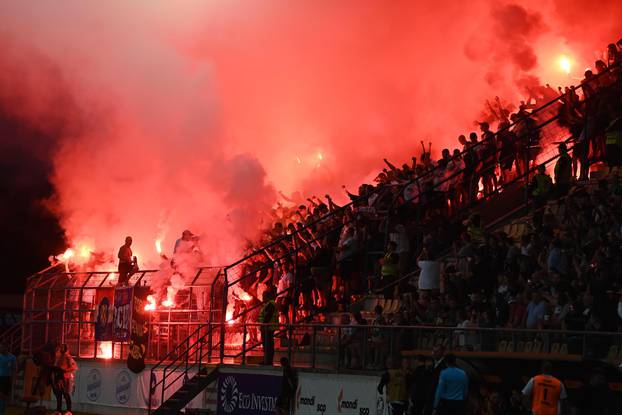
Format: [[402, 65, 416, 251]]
[[0, 111, 65, 294]]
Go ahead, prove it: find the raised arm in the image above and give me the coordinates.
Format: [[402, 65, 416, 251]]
[[383, 158, 398, 171]]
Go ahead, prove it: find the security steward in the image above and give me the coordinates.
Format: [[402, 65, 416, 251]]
[[259, 289, 278, 365]]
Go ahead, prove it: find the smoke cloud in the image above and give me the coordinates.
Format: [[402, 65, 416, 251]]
[[0, 0, 620, 269]]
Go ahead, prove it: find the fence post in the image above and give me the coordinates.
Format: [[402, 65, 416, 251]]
[[311, 326, 317, 369], [362, 326, 368, 369], [220, 271, 229, 364], [337, 327, 342, 370], [288, 324, 293, 364], [242, 324, 247, 365], [161, 368, 166, 409]]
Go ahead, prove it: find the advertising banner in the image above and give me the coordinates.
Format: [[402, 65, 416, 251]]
[[295, 372, 385, 415], [94, 288, 115, 341], [217, 371, 282, 415], [113, 286, 133, 342], [73, 361, 206, 410]]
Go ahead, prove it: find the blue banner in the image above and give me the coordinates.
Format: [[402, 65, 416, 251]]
[[217, 372, 282, 415], [113, 286, 133, 342], [95, 288, 114, 341]]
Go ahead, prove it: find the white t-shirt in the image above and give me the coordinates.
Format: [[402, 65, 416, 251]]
[[418, 260, 440, 290]]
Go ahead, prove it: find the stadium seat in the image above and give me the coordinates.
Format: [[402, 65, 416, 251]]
[[388, 299, 401, 314], [382, 299, 393, 314], [533, 339, 543, 353], [364, 298, 378, 312], [560, 344, 568, 355]]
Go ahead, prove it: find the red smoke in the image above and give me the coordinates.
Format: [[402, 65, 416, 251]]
[[0, 0, 620, 267]]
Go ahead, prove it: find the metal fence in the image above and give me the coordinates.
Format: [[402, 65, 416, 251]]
[[20, 267, 223, 361], [222, 322, 622, 370]]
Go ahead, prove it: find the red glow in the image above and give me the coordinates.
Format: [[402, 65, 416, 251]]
[[144, 295, 157, 311], [1, 2, 620, 277], [98, 341, 113, 359]]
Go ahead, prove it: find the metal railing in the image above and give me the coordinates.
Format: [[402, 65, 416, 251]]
[[20, 267, 223, 358], [148, 323, 221, 414], [221, 322, 622, 370]]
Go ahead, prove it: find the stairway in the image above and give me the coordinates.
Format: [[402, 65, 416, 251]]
[[151, 366, 219, 415]]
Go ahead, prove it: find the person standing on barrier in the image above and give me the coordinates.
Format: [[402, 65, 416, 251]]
[[432, 354, 468, 415], [259, 290, 278, 365], [378, 358, 410, 415], [522, 361, 567, 415], [117, 236, 136, 286]]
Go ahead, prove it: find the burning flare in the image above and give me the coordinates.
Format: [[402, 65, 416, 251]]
[[226, 309, 235, 326], [558, 55, 572, 74], [60, 248, 74, 261], [98, 341, 113, 359], [144, 295, 157, 311]]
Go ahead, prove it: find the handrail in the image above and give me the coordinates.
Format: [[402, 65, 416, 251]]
[[218, 322, 622, 337], [229, 321, 622, 369], [148, 322, 218, 414]]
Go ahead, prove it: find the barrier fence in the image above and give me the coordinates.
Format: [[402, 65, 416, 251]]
[[159, 321, 622, 369]]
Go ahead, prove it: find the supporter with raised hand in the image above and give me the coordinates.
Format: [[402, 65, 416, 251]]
[[497, 121, 517, 185]]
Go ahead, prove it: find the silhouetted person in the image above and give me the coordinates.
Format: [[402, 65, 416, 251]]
[[117, 236, 137, 285], [407, 355, 431, 415], [554, 143, 572, 196], [577, 367, 612, 415], [275, 357, 297, 415], [259, 290, 278, 365]]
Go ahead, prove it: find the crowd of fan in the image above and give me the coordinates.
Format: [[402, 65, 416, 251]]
[[229, 40, 622, 348]]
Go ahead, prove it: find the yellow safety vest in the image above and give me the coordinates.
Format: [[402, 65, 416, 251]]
[[387, 369, 409, 402], [533, 174, 552, 197]]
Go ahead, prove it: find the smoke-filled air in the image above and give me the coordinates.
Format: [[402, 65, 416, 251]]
[[0, 0, 620, 270]]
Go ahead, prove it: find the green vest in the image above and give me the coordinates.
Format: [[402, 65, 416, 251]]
[[381, 252, 397, 277], [533, 174, 552, 197], [387, 369, 409, 402], [259, 300, 278, 330], [606, 130, 622, 145], [606, 118, 622, 145]]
